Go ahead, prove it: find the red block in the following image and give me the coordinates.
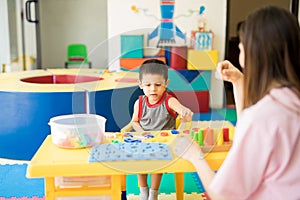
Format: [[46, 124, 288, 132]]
[[168, 90, 209, 113], [223, 127, 229, 142], [169, 46, 188, 69]]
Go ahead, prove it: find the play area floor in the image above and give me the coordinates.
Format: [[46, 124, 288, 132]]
[[0, 194, 207, 200], [0, 159, 206, 200]]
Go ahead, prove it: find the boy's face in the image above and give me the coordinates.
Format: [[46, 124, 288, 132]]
[[139, 73, 169, 103]]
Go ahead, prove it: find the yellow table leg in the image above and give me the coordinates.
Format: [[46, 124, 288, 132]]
[[121, 174, 126, 191], [44, 177, 55, 200], [121, 174, 126, 198], [111, 175, 122, 200], [175, 172, 184, 200]]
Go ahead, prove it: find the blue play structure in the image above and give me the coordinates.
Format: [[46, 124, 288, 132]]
[[0, 86, 143, 160]]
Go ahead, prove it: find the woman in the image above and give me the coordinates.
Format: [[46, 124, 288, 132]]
[[175, 6, 300, 199]]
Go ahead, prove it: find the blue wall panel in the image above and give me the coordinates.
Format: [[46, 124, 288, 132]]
[[0, 86, 143, 160]]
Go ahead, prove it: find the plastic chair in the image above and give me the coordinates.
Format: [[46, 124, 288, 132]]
[[65, 44, 92, 68]]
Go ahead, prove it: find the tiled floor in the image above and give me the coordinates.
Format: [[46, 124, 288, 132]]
[[0, 158, 206, 200], [127, 193, 206, 200], [55, 193, 205, 200]]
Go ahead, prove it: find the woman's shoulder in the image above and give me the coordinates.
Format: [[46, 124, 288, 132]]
[[238, 87, 299, 132], [246, 87, 299, 116]]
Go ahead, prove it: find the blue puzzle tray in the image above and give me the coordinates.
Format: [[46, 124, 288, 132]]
[[89, 142, 172, 162]]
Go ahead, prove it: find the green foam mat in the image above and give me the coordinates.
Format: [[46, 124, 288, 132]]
[[126, 172, 204, 195]]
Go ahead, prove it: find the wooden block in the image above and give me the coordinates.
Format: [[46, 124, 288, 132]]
[[216, 129, 224, 146], [201, 142, 232, 153], [223, 127, 230, 142], [177, 120, 234, 153], [178, 120, 235, 133], [204, 128, 214, 145], [120, 57, 166, 70], [197, 129, 204, 146], [229, 126, 235, 141], [187, 50, 218, 70]]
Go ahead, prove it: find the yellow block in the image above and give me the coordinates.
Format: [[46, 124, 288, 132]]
[[229, 126, 235, 141], [216, 129, 224, 146], [187, 50, 218, 70]]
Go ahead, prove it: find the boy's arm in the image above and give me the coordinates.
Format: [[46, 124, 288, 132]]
[[168, 97, 193, 122], [130, 100, 144, 132]]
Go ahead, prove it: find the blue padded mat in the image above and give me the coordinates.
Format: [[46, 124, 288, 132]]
[[89, 143, 172, 162], [0, 164, 205, 197], [0, 164, 44, 198]]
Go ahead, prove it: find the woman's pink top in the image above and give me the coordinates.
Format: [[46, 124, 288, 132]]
[[210, 87, 300, 199]]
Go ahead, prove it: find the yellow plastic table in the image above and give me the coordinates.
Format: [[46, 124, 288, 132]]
[[26, 135, 228, 200]]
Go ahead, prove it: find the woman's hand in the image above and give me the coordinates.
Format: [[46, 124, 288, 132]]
[[216, 60, 243, 85], [216, 60, 244, 115], [173, 135, 204, 163]]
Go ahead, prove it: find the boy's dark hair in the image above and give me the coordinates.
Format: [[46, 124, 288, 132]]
[[139, 59, 168, 81]]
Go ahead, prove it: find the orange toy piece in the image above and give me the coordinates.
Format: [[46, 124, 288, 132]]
[[120, 57, 166, 70], [160, 132, 169, 136], [204, 128, 214, 145]]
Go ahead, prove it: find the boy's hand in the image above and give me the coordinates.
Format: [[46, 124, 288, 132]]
[[179, 108, 193, 122]]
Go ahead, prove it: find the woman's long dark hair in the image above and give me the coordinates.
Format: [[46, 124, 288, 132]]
[[240, 6, 300, 109]]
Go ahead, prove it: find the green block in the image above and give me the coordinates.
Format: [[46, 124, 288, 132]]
[[121, 35, 144, 58], [198, 129, 204, 146], [193, 132, 199, 142]]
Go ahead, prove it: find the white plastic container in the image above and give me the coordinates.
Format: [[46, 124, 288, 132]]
[[48, 114, 106, 148]]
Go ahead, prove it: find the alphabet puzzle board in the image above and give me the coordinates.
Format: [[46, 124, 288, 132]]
[[89, 130, 177, 162], [89, 142, 172, 162]]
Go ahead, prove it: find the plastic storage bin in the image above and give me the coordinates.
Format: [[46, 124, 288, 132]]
[[49, 114, 106, 148], [55, 176, 111, 188]]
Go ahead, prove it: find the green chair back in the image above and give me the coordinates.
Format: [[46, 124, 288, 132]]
[[65, 44, 92, 68]]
